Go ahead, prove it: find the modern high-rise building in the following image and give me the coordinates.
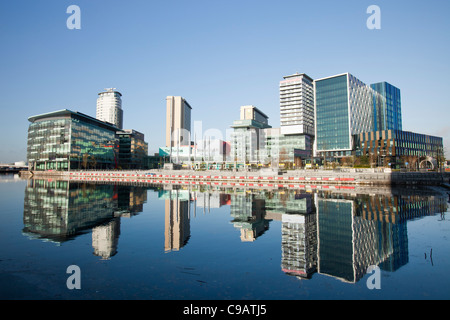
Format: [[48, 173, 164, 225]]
[[280, 73, 314, 136], [314, 73, 373, 158], [96, 88, 123, 129], [166, 96, 192, 148], [371, 82, 402, 132]]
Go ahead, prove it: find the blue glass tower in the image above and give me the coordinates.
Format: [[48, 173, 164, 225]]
[[314, 73, 373, 158], [371, 82, 402, 132]]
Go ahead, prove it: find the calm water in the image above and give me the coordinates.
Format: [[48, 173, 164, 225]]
[[1, 174, 450, 300]]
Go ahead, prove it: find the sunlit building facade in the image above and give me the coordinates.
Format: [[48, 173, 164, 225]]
[[371, 82, 402, 132], [353, 129, 444, 167], [96, 88, 123, 129], [27, 109, 119, 171], [314, 73, 373, 158], [230, 105, 271, 164], [117, 129, 149, 169], [166, 96, 192, 147]]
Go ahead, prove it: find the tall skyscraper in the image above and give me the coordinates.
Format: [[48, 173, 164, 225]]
[[314, 73, 373, 158], [280, 73, 314, 136], [371, 82, 402, 132], [166, 96, 192, 147], [96, 88, 123, 129]]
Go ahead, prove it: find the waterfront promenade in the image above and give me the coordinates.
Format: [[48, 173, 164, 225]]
[[21, 168, 450, 188]]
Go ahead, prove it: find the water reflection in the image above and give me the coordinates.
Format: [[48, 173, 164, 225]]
[[22, 179, 147, 259], [22, 179, 448, 284], [159, 189, 191, 252]]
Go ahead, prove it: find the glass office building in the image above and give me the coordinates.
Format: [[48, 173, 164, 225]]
[[314, 73, 373, 158], [27, 109, 120, 171], [371, 82, 402, 132], [117, 129, 149, 170]]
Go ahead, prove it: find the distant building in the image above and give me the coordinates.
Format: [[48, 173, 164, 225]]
[[159, 138, 228, 168], [27, 109, 120, 171], [166, 96, 192, 147], [230, 105, 271, 164], [96, 88, 123, 129]]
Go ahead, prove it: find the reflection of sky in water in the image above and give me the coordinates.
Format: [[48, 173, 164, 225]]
[[0, 176, 449, 300]]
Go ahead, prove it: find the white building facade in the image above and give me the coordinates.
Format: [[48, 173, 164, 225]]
[[280, 73, 315, 136], [96, 88, 123, 129]]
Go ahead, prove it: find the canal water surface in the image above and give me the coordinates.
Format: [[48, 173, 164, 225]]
[[1, 174, 449, 300]]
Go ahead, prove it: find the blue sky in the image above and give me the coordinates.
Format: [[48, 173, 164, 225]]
[[1, 0, 449, 162]]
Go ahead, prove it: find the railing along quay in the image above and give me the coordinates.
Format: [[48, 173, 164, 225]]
[[22, 169, 450, 188]]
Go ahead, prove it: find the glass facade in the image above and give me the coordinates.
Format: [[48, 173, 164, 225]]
[[117, 130, 149, 169], [315, 74, 350, 154], [230, 118, 271, 164], [27, 110, 119, 171], [315, 73, 374, 157], [27, 118, 71, 171], [371, 82, 402, 132], [353, 129, 444, 167], [23, 179, 118, 243]]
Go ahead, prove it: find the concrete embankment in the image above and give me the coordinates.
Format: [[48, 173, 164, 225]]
[[21, 169, 450, 188]]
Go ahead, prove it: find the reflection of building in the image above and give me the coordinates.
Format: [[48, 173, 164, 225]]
[[262, 191, 317, 278], [118, 185, 148, 217], [316, 197, 409, 283], [27, 109, 120, 171], [196, 192, 230, 210], [96, 88, 123, 129], [281, 213, 317, 279], [265, 192, 314, 215], [92, 219, 121, 260], [23, 179, 118, 243], [230, 194, 270, 242], [22, 180, 150, 259], [164, 190, 191, 252]]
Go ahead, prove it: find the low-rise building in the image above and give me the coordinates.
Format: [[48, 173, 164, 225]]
[[27, 109, 149, 171], [353, 129, 444, 168], [116, 129, 148, 170], [27, 109, 120, 171]]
